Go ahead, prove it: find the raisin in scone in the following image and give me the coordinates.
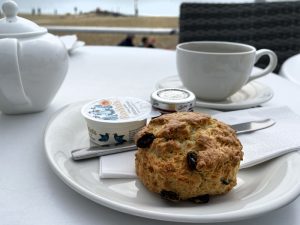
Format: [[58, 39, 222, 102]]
[[135, 112, 243, 202]]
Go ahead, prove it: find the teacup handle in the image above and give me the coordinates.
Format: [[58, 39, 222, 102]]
[[0, 38, 31, 105], [247, 49, 278, 83]]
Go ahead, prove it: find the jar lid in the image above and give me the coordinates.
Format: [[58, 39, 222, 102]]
[[0, 0, 47, 37], [81, 97, 153, 123], [151, 88, 196, 112]]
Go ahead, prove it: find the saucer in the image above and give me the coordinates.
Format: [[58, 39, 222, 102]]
[[156, 76, 274, 110]]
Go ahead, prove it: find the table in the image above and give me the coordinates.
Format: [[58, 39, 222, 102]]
[[1, 46, 300, 225], [279, 54, 300, 86]]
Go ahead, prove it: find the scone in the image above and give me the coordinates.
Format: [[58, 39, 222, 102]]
[[135, 112, 243, 202]]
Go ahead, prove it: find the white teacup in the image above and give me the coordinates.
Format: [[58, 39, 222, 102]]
[[176, 41, 277, 101]]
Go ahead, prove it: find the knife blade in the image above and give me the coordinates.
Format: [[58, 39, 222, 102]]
[[71, 118, 276, 161], [232, 118, 275, 134]]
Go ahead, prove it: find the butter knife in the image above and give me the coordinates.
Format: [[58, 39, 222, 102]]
[[71, 118, 275, 161]]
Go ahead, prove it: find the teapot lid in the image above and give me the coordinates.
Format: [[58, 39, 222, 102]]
[[0, 0, 47, 37]]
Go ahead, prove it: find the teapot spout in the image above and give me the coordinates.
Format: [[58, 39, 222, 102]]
[[0, 38, 31, 106]]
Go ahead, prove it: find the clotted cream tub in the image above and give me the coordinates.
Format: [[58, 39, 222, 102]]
[[81, 97, 152, 146]]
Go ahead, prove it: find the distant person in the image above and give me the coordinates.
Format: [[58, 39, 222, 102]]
[[139, 36, 149, 47], [139, 36, 157, 48], [147, 37, 156, 48], [118, 34, 135, 47]]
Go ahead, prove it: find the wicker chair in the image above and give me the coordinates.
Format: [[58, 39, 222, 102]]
[[179, 1, 300, 73]]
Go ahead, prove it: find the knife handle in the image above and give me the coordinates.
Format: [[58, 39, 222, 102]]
[[71, 143, 137, 161]]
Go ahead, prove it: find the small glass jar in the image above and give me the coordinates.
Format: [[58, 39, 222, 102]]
[[151, 88, 196, 114]]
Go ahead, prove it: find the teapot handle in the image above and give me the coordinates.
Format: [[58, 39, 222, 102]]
[[0, 38, 31, 105]]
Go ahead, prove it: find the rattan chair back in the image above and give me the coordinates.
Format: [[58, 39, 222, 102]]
[[179, 2, 300, 73]]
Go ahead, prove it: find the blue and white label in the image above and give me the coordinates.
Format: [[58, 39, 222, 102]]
[[83, 97, 152, 122]]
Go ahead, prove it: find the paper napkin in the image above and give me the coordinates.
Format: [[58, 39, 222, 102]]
[[99, 106, 300, 179], [59, 35, 85, 54]]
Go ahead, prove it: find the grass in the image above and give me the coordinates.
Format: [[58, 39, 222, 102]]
[[21, 13, 179, 49]]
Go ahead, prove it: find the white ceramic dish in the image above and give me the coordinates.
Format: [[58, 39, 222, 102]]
[[156, 76, 274, 110], [44, 101, 300, 223]]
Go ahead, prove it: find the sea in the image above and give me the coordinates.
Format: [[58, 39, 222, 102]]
[[2, 0, 258, 17]]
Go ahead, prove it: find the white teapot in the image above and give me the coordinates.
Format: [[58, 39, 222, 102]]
[[0, 0, 68, 114]]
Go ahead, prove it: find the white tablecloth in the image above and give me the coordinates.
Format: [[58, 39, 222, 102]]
[[1, 46, 300, 225]]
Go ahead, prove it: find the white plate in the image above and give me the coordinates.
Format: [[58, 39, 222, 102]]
[[156, 76, 274, 110], [44, 101, 300, 223]]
